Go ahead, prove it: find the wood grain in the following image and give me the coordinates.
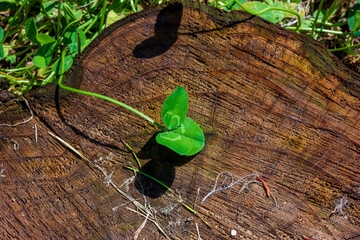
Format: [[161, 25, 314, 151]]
[[1, 1, 360, 239]]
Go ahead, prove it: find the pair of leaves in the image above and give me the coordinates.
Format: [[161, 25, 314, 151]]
[[26, 17, 57, 68], [26, 17, 80, 72], [156, 87, 205, 156]]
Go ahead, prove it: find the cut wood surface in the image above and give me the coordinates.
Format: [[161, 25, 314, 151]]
[[1, 1, 360, 239]]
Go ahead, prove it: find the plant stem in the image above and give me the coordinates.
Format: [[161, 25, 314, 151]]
[[328, 42, 360, 52], [83, 12, 100, 34], [0, 71, 28, 82], [57, 51, 166, 132], [122, 140, 142, 169], [99, 0, 107, 34], [311, 0, 324, 37], [285, 26, 344, 34], [56, 0, 63, 47], [130, 0, 137, 12], [126, 166, 173, 192], [2, 0, 30, 43], [15, 51, 35, 68]]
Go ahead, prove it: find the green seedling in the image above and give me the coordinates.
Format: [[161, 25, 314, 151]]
[[58, 51, 205, 156]]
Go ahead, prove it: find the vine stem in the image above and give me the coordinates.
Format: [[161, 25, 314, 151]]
[[311, 0, 324, 38], [328, 42, 360, 52], [57, 51, 167, 132]]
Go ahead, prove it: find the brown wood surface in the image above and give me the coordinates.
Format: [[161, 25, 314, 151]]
[[1, 1, 360, 239]]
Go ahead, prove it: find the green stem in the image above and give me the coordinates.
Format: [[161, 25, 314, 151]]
[[39, 0, 55, 30], [99, 0, 107, 34], [83, 13, 100, 34], [285, 26, 344, 34], [328, 43, 360, 52], [1, 66, 32, 72], [122, 141, 142, 169], [130, 0, 137, 12], [56, 0, 63, 45], [15, 51, 35, 68], [57, 51, 166, 132], [311, 0, 324, 37], [126, 166, 172, 192], [12, 46, 32, 57], [41, 71, 56, 86], [60, 19, 80, 39], [2, 0, 30, 43], [77, 17, 93, 30]]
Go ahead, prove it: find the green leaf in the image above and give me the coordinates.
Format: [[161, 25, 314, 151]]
[[162, 86, 188, 130], [355, 10, 360, 32], [37, 34, 56, 45], [348, 4, 360, 32], [63, 3, 78, 22], [64, 29, 86, 54], [2, 43, 10, 58], [43, 1, 58, 16], [0, 45, 4, 60], [32, 42, 56, 68], [25, 17, 39, 44], [224, 0, 246, 10], [313, 9, 326, 21], [5, 54, 16, 64], [156, 117, 205, 156], [106, 10, 124, 27], [243, 2, 277, 22], [52, 55, 73, 74], [0, 27, 4, 42]]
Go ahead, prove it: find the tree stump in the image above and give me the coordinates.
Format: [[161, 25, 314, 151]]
[[1, 1, 360, 239]]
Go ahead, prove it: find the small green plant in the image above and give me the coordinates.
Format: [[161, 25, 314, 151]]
[[0, 0, 138, 95], [1, 0, 359, 96], [58, 52, 205, 156]]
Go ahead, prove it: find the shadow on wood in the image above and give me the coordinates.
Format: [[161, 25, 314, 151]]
[[133, 2, 183, 58], [134, 133, 195, 198], [1, 1, 360, 239]]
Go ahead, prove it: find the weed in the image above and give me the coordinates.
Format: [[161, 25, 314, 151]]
[[0, 0, 358, 96], [57, 50, 204, 155]]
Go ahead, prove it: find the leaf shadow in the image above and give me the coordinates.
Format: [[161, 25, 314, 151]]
[[133, 2, 183, 58], [134, 133, 196, 198]]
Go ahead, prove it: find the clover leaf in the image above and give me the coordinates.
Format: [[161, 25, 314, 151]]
[[156, 117, 205, 156], [155, 86, 205, 156], [161, 86, 188, 130]]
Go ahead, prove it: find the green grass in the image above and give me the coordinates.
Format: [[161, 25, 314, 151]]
[[0, 0, 359, 95]]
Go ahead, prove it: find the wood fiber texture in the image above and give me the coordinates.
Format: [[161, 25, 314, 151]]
[[1, 1, 360, 239]]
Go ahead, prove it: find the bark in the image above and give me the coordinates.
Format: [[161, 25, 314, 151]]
[[1, 1, 360, 239]]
